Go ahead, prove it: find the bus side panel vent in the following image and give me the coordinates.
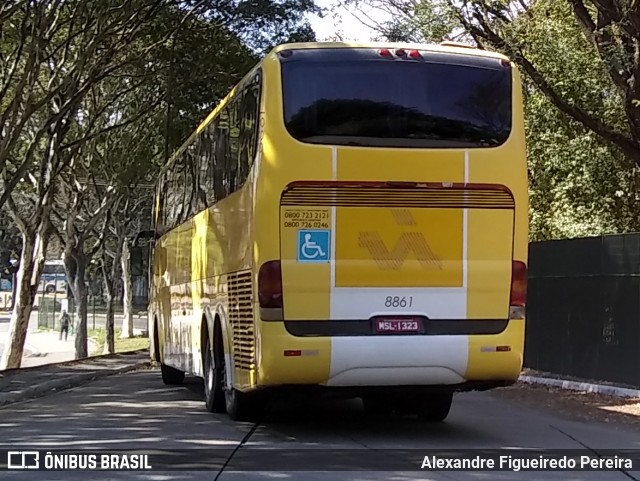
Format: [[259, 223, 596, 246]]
[[228, 270, 256, 371]]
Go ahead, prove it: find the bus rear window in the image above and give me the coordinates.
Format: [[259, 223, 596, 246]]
[[281, 49, 512, 148]]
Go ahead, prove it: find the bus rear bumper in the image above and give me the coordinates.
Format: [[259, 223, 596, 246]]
[[256, 319, 524, 388], [326, 335, 467, 386]]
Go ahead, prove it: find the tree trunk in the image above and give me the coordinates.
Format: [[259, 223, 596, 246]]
[[73, 278, 89, 358], [104, 290, 115, 354], [0, 227, 47, 369], [66, 255, 90, 359], [0, 234, 37, 369], [120, 239, 134, 339]]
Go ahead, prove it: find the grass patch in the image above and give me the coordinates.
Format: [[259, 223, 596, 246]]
[[88, 328, 149, 355]]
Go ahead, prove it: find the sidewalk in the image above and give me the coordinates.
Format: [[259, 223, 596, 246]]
[[0, 350, 151, 406], [0, 313, 97, 368], [1, 310, 144, 368], [21, 330, 98, 368]]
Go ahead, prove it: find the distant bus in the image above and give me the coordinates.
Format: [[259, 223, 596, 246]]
[[148, 41, 529, 422], [39, 260, 66, 294]]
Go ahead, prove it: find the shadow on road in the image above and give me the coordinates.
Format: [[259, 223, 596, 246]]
[[0, 369, 639, 480]]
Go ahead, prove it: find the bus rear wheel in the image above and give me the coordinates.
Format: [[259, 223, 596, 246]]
[[225, 388, 255, 422], [416, 392, 453, 422], [204, 335, 225, 413], [161, 363, 185, 385]]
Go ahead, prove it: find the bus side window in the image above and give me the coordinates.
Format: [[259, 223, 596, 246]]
[[163, 164, 175, 230], [164, 158, 183, 230], [214, 108, 230, 201], [227, 98, 241, 194], [196, 124, 213, 210], [170, 151, 191, 226], [238, 72, 261, 186], [155, 172, 167, 233], [183, 142, 199, 219]]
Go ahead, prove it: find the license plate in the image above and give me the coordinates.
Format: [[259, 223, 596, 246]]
[[374, 318, 421, 333]]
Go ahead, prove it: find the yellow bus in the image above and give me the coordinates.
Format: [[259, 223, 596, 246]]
[[148, 41, 528, 422]]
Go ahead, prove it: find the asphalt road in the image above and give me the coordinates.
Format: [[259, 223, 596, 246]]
[[0, 369, 639, 480]]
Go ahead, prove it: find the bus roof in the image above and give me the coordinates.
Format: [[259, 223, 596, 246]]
[[269, 41, 510, 62]]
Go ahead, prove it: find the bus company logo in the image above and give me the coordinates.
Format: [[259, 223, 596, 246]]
[[7, 451, 40, 469], [358, 209, 443, 271]]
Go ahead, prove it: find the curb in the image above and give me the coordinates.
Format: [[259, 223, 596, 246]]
[[519, 375, 640, 398], [0, 360, 151, 407]]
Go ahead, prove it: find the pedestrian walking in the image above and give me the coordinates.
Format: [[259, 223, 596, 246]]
[[59, 310, 70, 341]]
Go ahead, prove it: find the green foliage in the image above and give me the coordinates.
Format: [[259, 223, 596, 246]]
[[514, 1, 638, 239], [228, 0, 319, 52], [156, 17, 259, 155], [340, 0, 458, 43]]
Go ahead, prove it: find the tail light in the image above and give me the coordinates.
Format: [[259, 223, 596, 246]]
[[510, 261, 527, 307], [258, 260, 282, 309]]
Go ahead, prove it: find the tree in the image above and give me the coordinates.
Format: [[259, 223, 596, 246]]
[[0, 0, 174, 369], [0, 0, 173, 210], [54, 69, 164, 359], [334, 0, 458, 42], [199, 0, 319, 53], [99, 202, 123, 354], [449, 0, 640, 165]]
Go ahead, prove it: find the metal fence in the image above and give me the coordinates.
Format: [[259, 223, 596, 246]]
[[526, 233, 640, 388]]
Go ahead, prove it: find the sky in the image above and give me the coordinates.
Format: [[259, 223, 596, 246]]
[[306, 0, 390, 42]]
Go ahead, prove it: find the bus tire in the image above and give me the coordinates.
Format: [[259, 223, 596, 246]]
[[416, 392, 453, 422], [204, 334, 225, 413], [161, 363, 185, 385], [361, 395, 393, 417], [225, 387, 258, 422], [152, 320, 161, 363]]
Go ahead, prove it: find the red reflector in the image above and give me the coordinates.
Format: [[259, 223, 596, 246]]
[[284, 350, 301, 357], [501, 59, 511, 68], [510, 261, 527, 307], [258, 260, 283, 309], [379, 48, 392, 57], [395, 48, 406, 57], [409, 50, 421, 58], [496, 346, 511, 352]]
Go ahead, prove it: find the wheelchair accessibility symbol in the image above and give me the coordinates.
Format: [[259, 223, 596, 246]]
[[297, 229, 330, 263]]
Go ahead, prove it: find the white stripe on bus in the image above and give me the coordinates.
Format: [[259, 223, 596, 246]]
[[326, 335, 468, 386], [329, 287, 467, 320]]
